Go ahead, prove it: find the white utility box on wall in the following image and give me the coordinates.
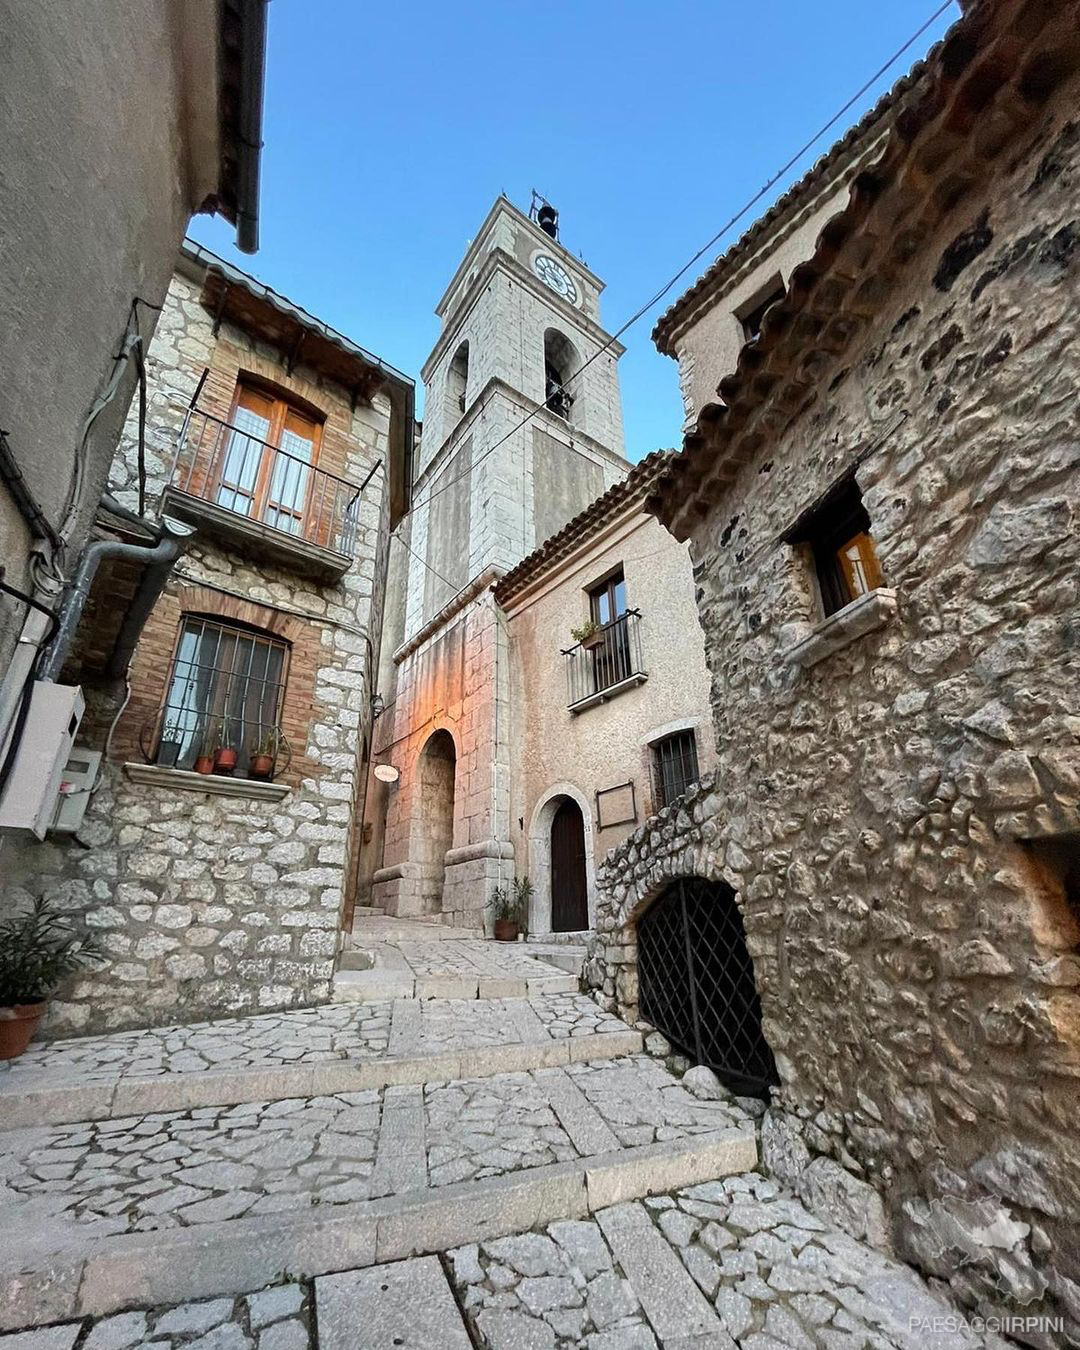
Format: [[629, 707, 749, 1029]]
[[0, 683, 85, 839]]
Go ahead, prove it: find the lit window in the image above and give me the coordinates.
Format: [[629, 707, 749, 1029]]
[[152, 617, 287, 777], [788, 478, 884, 618], [216, 384, 322, 536], [652, 730, 699, 809]]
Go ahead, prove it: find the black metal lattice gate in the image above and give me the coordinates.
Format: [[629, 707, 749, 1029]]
[[637, 877, 777, 1098]]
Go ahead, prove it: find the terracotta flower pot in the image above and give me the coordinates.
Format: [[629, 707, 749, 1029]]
[[494, 919, 519, 943], [213, 747, 238, 776], [0, 1002, 47, 1060], [581, 631, 605, 651], [193, 755, 214, 775], [249, 754, 274, 781]]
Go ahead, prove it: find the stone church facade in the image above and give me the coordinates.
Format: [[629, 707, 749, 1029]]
[[588, 0, 1080, 1330], [368, 198, 636, 928]]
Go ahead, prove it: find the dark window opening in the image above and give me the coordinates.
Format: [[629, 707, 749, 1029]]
[[588, 569, 627, 627], [544, 329, 578, 422], [738, 279, 786, 343], [152, 616, 288, 777], [787, 477, 883, 618], [653, 729, 699, 809], [448, 342, 469, 420], [1028, 834, 1080, 948]]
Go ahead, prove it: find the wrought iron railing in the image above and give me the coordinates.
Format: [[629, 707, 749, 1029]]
[[169, 408, 363, 556], [564, 610, 644, 708]]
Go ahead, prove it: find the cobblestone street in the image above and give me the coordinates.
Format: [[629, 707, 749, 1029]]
[[0, 992, 1000, 1348], [0, 1179, 997, 1350]]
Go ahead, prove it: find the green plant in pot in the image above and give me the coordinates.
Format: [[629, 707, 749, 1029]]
[[193, 721, 217, 775], [492, 885, 520, 942], [0, 899, 104, 1060], [212, 717, 238, 776], [571, 618, 604, 651], [157, 721, 183, 769], [248, 727, 279, 781], [512, 875, 533, 939]]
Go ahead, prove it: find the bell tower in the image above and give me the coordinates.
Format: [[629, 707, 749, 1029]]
[[403, 195, 630, 635], [371, 197, 629, 929]]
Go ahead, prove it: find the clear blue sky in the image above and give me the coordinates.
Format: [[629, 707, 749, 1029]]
[[189, 0, 959, 464]]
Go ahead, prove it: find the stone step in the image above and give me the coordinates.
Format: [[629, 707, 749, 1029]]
[[0, 1133, 757, 1330], [1, 1178, 996, 1350], [0, 1056, 758, 1328], [332, 939, 580, 1003], [0, 993, 640, 1128]]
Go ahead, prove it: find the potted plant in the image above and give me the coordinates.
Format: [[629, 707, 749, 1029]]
[[212, 718, 238, 776], [0, 899, 104, 1060], [156, 722, 182, 768], [571, 619, 604, 651], [192, 719, 219, 775], [492, 885, 520, 942], [512, 875, 534, 940], [249, 727, 279, 781]]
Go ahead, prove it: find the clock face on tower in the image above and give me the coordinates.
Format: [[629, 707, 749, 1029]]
[[533, 254, 578, 304]]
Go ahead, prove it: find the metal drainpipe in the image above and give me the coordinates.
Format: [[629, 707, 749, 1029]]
[[38, 516, 194, 683], [234, 0, 269, 255]]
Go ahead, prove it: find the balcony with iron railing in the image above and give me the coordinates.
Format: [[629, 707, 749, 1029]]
[[163, 408, 372, 579], [564, 610, 647, 713]]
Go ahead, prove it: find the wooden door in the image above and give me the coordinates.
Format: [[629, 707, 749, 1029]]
[[551, 798, 588, 932]]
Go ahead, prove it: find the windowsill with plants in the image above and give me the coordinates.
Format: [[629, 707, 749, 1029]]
[[123, 761, 292, 800], [781, 587, 898, 670]]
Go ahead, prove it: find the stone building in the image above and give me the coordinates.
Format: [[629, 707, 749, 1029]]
[[493, 451, 717, 937], [653, 61, 922, 432], [0, 0, 267, 697], [368, 197, 633, 929], [588, 0, 1080, 1330], [2, 242, 414, 1035]]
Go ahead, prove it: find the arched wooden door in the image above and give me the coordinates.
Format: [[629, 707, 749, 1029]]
[[638, 877, 777, 1097], [550, 798, 588, 932]]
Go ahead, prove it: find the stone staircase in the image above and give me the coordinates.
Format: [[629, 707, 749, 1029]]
[[0, 990, 996, 1349], [0, 992, 759, 1335], [334, 922, 587, 1002]]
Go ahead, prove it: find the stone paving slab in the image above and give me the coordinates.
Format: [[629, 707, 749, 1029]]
[[449, 1176, 1003, 1350], [316, 1256, 472, 1349], [0, 1058, 756, 1327], [0, 1281, 311, 1350], [334, 937, 582, 1001], [0, 993, 637, 1127]]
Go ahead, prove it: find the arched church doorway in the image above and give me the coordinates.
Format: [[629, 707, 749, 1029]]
[[637, 877, 777, 1097], [418, 729, 456, 914], [550, 797, 588, 932]]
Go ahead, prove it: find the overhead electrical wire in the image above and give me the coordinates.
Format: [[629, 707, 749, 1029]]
[[406, 0, 956, 532]]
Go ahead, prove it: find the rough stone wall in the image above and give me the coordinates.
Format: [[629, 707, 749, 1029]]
[[589, 110, 1080, 1332], [1, 269, 391, 1035]]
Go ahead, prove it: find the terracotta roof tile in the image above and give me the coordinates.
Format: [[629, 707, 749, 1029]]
[[651, 62, 930, 355], [649, 0, 1080, 541]]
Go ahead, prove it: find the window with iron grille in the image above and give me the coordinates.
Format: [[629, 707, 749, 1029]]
[[153, 617, 288, 776], [652, 729, 699, 809], [785, 476, 883, 618]]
